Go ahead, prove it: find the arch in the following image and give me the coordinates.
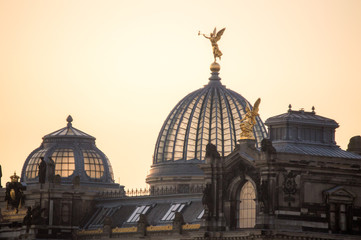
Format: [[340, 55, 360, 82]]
[[225, 174, 258, 229], [238, 181, 256, 228]]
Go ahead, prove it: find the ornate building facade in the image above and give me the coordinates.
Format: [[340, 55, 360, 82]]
[[1, 60, 361, 240]]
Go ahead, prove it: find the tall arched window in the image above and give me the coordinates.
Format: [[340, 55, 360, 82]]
[[238, 181, 256, 228]]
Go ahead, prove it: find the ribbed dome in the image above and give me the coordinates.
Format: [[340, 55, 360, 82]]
[[153, 70, 268, 165], [21, 116, 115, 186]]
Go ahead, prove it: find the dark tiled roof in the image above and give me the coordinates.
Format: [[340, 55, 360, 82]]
[[82, 195, 204, 229], [265, 110, 338, 127], [274, 143, 361, 159]]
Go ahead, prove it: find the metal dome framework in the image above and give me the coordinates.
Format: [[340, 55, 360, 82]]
[[153, 71, 268, 164], [21, 116, 115, 185]]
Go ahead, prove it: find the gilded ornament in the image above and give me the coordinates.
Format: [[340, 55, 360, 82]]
[[199, 27, 226, 62], [240, 98, 261, 140]]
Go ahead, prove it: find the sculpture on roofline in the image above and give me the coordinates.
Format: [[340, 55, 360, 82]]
[[4, 172, 25, 213], [38, 157, 46, 183], [200, 27, 226, 62], [240, 98, 261, 140]]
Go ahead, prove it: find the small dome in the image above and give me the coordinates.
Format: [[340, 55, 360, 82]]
[[21, 116, 115, 186]]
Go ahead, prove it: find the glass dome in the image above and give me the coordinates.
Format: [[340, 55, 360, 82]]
[[21, 116, 115, 185], [153, 68, 268, 164]]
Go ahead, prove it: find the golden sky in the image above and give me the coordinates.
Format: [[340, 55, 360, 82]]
[[1, 0, 361, 189]]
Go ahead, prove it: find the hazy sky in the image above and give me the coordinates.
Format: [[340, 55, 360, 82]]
[[1, 1, 360, 189]]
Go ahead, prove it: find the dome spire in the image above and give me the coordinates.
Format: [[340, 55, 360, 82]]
[[67, 115, 73, 128], [209, 62, 221, 82]]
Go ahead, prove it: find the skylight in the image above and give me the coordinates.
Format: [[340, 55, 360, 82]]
[[126, 205, 151, 223], [161, 203, 187, 221]]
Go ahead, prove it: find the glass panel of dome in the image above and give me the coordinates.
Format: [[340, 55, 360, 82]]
[[25, 148, 47, 180], [174, 152, 182, 159], [52, 148, 75, 178], [224, 146, 231, 154], [186, 154, 195, 161], [165, 153, 172, 161], [178, 128, 186, 136], [189, 130, 196, 139], [67, 128, 75, 135], [82, 150, 105, 179], [175, 143, 184, 150], [104, 157, 113, 181], [59, 130, 67, 136], [160, 135, 166, 141], [187, 143, 195, 153]]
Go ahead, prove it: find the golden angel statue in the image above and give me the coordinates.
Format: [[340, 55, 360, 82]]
[[201, 27, 226, 62], [240, 98, 261, 140]]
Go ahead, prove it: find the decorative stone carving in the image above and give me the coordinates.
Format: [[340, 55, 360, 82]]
[[137, 214, 148, 236], [103, 216, 113, 237], [205, 143, 220, 159], [283, 171, 297, 204], [261, 138, 276, 154], [202, 183, 213, 220], [4, 172, 25, 213], [23, 207, 32, 233], [258, 179, 269, 213], [31, 203, 46, 225], [38, 157, 47, 183], [173, 212, 185, 234]]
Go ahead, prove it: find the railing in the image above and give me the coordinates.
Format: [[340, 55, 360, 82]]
[[98, 189, 126, 198], [126, 185, 205, 197], [125, 188, 150, 197], [98, 185, 205, 198]]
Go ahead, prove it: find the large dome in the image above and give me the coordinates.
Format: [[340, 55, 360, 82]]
[[21, 116, 115, 186], [153, 66, 267, 164], [147, 64, 268, 189]]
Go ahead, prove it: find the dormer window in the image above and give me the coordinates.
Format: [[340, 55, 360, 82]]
[[126, 205, 152, 223], [197, 209, 205, 220], [161, 203, 187, 221]]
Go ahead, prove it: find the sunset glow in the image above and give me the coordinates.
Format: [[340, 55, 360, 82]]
[[1, 0, 361, 189]]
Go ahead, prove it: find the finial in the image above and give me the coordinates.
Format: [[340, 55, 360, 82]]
[[210, 62, 220, 72], [67, 115, 73, 127], [10, 171, 20, 182], [312, 106, 315, 113], [288, 104, 292, 112]]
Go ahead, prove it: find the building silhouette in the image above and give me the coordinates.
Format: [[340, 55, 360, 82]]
[[1, 62, 361, 240]]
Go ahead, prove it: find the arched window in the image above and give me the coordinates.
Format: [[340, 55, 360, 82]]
[[52, 148, 75, 177], [238, 181, 256, 228]]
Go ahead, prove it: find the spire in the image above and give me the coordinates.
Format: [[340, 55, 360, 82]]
[[67, 115, 73, 128], [209, 62, 221, 82]]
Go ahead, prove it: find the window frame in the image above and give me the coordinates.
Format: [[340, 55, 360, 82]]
[[161, 202, 188, 221], [237, 180, 257, 229], [126, 205, 152, 223]]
